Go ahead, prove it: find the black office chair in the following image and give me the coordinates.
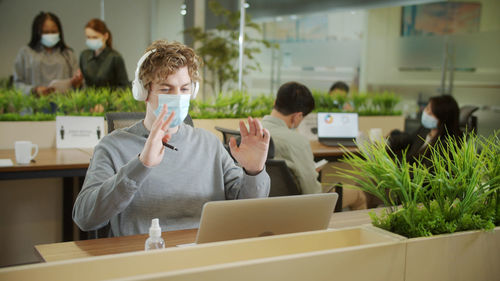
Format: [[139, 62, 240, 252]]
[[214, 126, 242, 145], [265, 159, 300, 197], [215, 126, 275, 159], [459, 105, 479, 134], [106, 112, 194, 133], [106, 112, 146, 133], [265, 160, 343, 212]]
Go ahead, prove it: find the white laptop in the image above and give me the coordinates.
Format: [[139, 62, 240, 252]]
[[195, 193, 338, 244], [317, 112, 359, 147]]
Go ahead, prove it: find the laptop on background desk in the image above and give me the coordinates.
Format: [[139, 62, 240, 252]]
[[195, 193, 338, 244], [317, 112, 359, 147]]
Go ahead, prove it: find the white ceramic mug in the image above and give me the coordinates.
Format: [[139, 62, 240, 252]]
[[14, 141, 38, 165]]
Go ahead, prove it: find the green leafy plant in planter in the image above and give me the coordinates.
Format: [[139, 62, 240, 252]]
[[311, 90, 401, 116], [0, 88, 26, 114], [339, 132, 500, 238], [351, 93, 369, 113], [311, 90, 340, 113], [369, 91, 401, 116], [0, 88, 9, 114], [0, 87, 146, 121], [189, 90, 274, 119]]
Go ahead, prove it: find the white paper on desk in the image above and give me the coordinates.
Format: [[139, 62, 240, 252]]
[[315, 159, 328, 170], [56, 116, 105, 148], [0, 159, 14, 167], [48, 79, 72, 93]]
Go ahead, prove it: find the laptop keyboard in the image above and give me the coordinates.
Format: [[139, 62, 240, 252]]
[[319, 139, 357, 147]]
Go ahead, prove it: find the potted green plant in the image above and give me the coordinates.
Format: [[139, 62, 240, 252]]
[[339, 132, 500, 280], [190, 90, 274, 137]]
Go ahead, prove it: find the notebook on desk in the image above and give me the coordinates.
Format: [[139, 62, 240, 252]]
[[317, 112, 358, 147], [195, 193, 338, 244]]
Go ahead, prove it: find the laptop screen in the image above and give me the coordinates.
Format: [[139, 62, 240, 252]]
[[317, 112, 358, 138]]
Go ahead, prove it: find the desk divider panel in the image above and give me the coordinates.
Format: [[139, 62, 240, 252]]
[[0, 225, 406, 281]]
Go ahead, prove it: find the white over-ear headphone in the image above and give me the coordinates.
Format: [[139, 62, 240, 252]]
[[132, 49, 200, 101]]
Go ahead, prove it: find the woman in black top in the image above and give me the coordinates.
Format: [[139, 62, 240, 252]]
[[389, 95, 462, 165], [80, 18, 129, 89]]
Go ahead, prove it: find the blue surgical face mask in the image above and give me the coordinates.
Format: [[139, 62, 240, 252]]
[[154, 94, 191, 127], [86, 38, 104, 51], [421, 111, 438, 129], [41, 33, 60, 48]]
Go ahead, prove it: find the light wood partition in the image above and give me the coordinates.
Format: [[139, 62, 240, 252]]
[[0, 226, 406, 281]]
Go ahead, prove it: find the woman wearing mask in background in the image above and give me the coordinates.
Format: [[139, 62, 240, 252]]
[[80, 18, 129, 89], [388, 95, 462, 165], [14, 12, 82, 96]]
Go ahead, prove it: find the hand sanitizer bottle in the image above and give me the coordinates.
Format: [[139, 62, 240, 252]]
[[145, 218, 165, 251]]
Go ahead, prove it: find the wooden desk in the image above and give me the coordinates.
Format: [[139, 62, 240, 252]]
[[0, 148, 92, 241], [35, 207, 383, 262], [310, 140, 358, 159], [0, 148, 92, 177]]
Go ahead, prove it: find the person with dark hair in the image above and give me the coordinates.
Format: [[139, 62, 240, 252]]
[[389, 95, 462, 164], [329, 81, 349, 95], [262, 82, 319, 194], [80, 18, 129, 89], [329, 81, 353, 111], [13, 12, 82, 95], [262, 82, 368, 209]]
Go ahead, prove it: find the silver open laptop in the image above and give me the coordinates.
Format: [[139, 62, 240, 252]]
[[317, 112, 359, 147], [195, 193, 338, 244]]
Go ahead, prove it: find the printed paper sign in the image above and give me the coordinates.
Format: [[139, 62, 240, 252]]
[[56, 116, 105, 148]]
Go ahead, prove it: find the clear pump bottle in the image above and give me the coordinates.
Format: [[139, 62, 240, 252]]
[[145, 218, 165, 251]]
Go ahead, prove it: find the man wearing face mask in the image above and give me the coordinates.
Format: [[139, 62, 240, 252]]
[[261, 82, 321, 194], [73, 40, 271, 237], [79, 19, 129, 89], [261, 82, 368, 209], [13, 12, 82, 96]]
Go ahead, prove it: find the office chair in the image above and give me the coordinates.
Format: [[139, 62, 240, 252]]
[[106, 112, 146, 133], [214, 126, 241, 145], [459, 105, 479, 134], [265, 159, 301, 197], [214, 126, 275, 159]]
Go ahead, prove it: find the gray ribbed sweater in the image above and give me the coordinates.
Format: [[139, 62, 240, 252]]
[[72, 121, 270, 236]]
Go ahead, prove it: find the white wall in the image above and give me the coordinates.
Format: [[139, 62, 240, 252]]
[[154, 0, 185, 43]]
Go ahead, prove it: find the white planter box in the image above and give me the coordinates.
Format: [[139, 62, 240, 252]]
[[404, 226, 500, 281], [0, 226, 406, 281]]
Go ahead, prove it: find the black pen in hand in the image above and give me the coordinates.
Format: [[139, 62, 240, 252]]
[[162, 141, 178, 151], [144, 135, 178, 151]]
